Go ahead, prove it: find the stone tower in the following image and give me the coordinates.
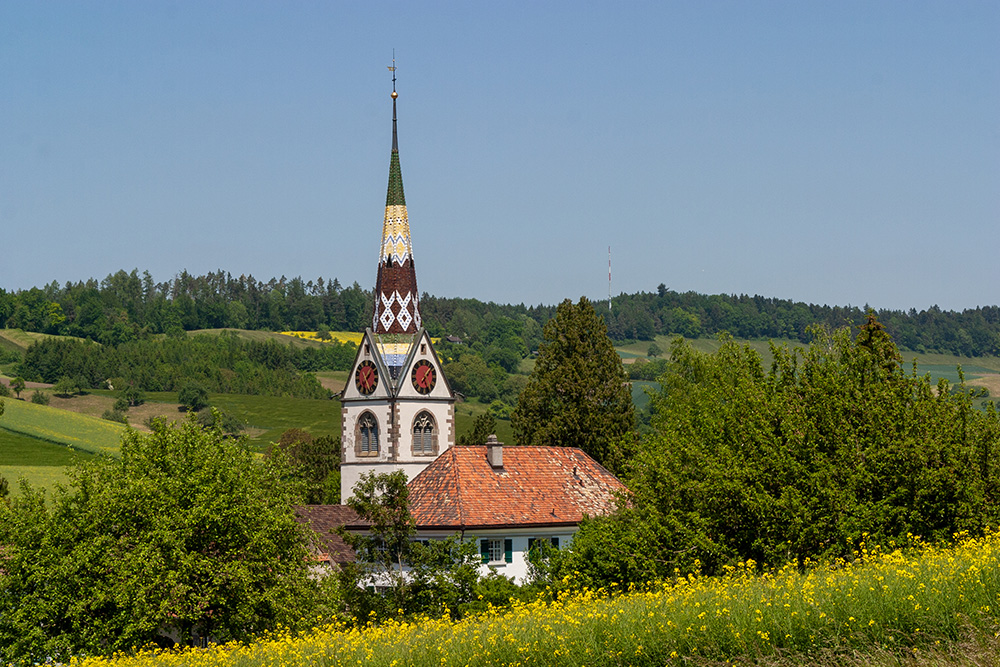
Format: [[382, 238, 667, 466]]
[[340, 72, 456, 501]]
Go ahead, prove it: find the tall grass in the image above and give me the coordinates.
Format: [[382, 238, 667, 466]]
[[71, 531, 1000, 667]]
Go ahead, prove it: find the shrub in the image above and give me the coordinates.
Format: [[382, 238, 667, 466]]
[[102, 408, 128, 424], [30, 390, 49, 406]]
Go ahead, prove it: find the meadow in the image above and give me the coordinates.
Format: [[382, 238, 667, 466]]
[[68, 531, 1000, 667], [0, 398, 125, 457]]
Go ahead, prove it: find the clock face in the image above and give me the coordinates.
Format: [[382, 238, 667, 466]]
[[411, 360, 436, 394], [355, 360, 379, 395]]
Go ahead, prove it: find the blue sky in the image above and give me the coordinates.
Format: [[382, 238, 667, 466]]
[[2, 1, 997, 311]]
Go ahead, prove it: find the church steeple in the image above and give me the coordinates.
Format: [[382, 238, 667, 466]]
[[339, 62, 456, 502], [372, 63, 421, 338]]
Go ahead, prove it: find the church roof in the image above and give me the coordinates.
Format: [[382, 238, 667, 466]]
[[406, 445, 627, 530], [294, 505, 359, 564], [372, 76, 421, 336]]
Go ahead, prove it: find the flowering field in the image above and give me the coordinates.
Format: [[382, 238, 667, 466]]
[[72, 531, 1000, 666], [281, 331, 364, 345]]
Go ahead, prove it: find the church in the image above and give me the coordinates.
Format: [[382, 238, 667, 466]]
[[300, 74, 624, 584]]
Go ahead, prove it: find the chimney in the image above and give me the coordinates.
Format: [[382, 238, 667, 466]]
[[486, 434, 503, 470]]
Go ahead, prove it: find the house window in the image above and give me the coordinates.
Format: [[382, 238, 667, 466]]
[[480, 538, 512, 564], [412, 411, 437, 456], [421, 343, 427, 354], [358, 413, 379, 456], [528, 537, 560, 552]]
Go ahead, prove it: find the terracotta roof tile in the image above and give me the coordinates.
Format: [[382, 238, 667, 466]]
[[407, 445, 626, 530], [293, 505, 359, 564]]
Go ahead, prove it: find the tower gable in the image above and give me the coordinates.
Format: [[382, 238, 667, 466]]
[[342, 330, 393, 402], [395, 330, 454, 400]]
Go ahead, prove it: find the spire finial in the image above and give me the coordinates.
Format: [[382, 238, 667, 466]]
[[388, 50, 397, 99], [387, 51, 398, 152]]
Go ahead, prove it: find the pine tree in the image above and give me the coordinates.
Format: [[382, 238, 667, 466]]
[[511, 297, 634, 469]]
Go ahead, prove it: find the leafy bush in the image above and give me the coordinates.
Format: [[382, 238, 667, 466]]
[[30, 390, 49, 405], [102, 408, 128, 424]]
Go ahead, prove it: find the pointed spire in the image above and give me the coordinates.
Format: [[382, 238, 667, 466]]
[[372, 58, 421, 341]]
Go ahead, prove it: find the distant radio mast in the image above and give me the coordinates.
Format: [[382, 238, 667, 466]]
[[608, 246, 612, 312]]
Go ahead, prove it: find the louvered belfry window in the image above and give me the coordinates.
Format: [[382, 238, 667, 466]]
[[413, 411, 435, 455], [360, 413, 379, 455]]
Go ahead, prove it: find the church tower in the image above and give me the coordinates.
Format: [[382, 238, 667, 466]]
[[340, 68, 456, 501]]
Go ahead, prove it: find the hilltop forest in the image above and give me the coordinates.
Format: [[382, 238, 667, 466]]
[[1, 269, 998, 357]]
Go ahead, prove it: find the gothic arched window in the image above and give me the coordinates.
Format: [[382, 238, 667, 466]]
[[412, 411, 437, 456], [358, 412, 379, 456]]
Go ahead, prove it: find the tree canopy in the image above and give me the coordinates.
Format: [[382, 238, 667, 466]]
[[560, 317, 1000, 588], [0, 416, 321, 663], [511, 297, 634, 469]]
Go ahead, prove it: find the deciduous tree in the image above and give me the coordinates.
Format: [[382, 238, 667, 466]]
[[0, 416, 321, 662], [560, 316, 1000, 587]]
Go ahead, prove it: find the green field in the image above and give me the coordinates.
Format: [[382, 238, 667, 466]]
[[619, 334, 1000, 382], [189, 328, 331, 349], [0, 398, 125, 457]]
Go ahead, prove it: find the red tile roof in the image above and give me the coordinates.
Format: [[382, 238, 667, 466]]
[[293, 505, 359, 564], [406, 445, 626, 530]]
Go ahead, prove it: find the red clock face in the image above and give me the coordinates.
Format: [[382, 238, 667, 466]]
[[355, 361, 379, 395], [411, 360, 436, 394]]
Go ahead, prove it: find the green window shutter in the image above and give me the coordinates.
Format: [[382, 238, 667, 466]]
[[552, 537, 559, 549], [504, 539, 513, 563], [480, 539, 489, 564]]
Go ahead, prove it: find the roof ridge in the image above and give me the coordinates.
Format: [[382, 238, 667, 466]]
[[450, 446, 465, 529]]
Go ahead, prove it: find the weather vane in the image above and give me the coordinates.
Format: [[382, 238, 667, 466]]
[[388, 50, 397, 97]]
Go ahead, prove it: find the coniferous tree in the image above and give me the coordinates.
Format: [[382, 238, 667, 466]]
[[511, 297, 634, 469]]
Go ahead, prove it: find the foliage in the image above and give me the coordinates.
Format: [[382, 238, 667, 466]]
[[0, 382, 9, 397], [178, 381, 210, 412], [10, 376, 25, 399], [52, 376, 80, 397], [5, 269, 1000, 358], [102, 408, 128, 424], [269, 428, 340, 504], [0, 416, 322, 663], [456, 412, 496, 447], [566, 316, 1000, 586], [194, 408, 245, 436], [339, 472, 497, 624], [62, 530, 1000, 667], [19, 333, 339, 399], [340, 470, 415, 618], [0, 399, 5, 497], [511, 297, 635, 470], [29, 389, 49, 405], [119, 384, 145, 407]]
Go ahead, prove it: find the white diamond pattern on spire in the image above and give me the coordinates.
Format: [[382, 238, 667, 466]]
[[380, 304, 397, 330], [396, 301, 412, 330]]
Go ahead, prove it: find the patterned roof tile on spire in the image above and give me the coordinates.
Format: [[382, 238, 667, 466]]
[[372, 89, 421, 336]]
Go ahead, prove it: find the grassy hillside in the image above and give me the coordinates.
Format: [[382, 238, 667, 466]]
[[189, 328, 334, 349], [0, 398, 125, 457], [0, 328, 89, 354]]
